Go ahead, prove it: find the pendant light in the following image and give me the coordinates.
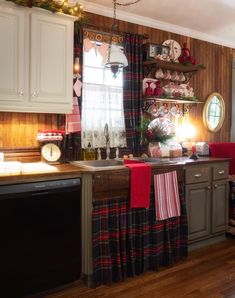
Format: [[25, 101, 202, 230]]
[[102, 0, 141, 78]]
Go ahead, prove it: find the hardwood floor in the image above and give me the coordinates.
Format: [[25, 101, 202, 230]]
[[31, 239, 235, 298]]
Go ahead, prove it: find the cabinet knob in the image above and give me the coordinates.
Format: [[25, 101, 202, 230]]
[[207, 186, 211, 190], [194, 173, 202, 178], [218, 170, 225, 175], [214, 184, 218, 188], [18, 91, 24, 97], [32, 91, 38, 97]]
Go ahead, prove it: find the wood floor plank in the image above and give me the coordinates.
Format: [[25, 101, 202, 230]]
[[30, 239, 235, 298]]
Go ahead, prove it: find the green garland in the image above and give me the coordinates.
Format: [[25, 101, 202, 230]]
[[6, 0, 85, 21], [140, 117, 174, 145]]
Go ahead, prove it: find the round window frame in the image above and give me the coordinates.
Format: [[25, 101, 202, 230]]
[[203, 92, 225, 133]]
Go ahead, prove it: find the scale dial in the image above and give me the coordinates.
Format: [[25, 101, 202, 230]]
[[41, 143, 61, 162]]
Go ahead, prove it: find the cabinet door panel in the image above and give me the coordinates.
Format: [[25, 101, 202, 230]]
[[0, 6, 28, 104], [186, 183, 211, 241], [212, 180, 228, 234], [30, 13, 73, 112]]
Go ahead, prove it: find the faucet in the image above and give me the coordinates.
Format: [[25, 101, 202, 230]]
[[104, 123, 110, 160]]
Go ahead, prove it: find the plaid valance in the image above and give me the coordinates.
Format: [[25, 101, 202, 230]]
[[83, 29, 123, 45]]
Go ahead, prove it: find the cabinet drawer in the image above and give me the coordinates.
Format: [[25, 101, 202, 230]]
[[212, 163, 229, 180], [185, 166, 210, 184]]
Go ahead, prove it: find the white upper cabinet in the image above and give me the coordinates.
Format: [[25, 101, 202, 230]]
[[0, 4, 28, 104], [0, 1, 75, 114]]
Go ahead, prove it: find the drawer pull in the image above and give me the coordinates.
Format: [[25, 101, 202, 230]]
[[214, 184, 218, 188], [218, 170, 225, 175], [194, 173, 202, 178], [207, 186, 211, 190]]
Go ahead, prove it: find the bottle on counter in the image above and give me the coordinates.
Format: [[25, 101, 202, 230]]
[[83, 142, 96, 160], [97, 148, 101, 160]]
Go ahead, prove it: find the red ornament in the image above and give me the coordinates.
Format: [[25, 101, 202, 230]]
[[178, 43, 196, 65], [146, 129, 154, 140]]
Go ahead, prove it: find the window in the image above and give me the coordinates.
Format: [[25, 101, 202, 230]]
[[81, 40, 126, 149]]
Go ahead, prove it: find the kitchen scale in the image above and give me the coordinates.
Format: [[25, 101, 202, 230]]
[[41, 143, 61, 163], [37, 130, 64, 163]]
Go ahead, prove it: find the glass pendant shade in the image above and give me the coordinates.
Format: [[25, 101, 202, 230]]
[[102, 44, 128, 77]]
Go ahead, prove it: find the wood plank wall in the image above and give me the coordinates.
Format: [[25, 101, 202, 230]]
[[0, 112, 60, 148], [0, 11, 235, 150]]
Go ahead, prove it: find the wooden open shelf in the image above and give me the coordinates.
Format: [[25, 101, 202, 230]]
[[143, 59, 203, 74], [144, 96, 203, 104]]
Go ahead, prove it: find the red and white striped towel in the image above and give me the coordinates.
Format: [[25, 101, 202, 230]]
[[154, 171, 181, 220]]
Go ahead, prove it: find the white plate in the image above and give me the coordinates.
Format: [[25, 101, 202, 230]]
[[162, 39, 181, 61]]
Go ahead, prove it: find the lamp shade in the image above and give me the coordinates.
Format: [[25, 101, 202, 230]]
[[102, 44, 128, 69]]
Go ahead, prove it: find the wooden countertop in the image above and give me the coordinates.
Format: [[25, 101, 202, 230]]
[[72, 157, 231, 173], [0, 157, 230, 186], [0, 163, 82, 185]]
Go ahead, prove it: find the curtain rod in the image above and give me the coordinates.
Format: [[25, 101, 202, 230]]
[[82, 23, 149, 39]]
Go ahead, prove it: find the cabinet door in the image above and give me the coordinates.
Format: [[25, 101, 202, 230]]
[[0, 5, 28, 106], [212, 180, 229, 234], [185, 182, 211, 241], [30, 12, 74, 113]]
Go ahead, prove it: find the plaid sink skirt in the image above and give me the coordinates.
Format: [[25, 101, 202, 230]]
[[92, 187, 188, 286]]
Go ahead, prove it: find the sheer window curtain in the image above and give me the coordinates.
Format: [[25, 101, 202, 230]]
[[81, 38, 126, 149], [82, 84, 126, 148]]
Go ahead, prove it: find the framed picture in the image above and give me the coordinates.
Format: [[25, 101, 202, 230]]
[[143, 43, 170, 60], [161, 45, 170, 56]]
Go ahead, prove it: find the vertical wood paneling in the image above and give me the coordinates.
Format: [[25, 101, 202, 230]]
[[1, 12, 235, 149], [0, 112, 58, 148]]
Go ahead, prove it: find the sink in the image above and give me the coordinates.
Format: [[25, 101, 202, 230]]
[[139, 157, 177, 164], [71, 158, 177, 169], [71, 159, 124, 168]]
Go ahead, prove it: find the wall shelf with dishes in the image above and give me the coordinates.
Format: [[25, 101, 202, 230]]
[[143, 59, 204, 79], [143, 99, 194, 119], [142, 78, 203, 107], [142, 40, 205, 106]]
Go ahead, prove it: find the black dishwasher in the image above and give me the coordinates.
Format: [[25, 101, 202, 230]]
[[0, 178, 81, 298]]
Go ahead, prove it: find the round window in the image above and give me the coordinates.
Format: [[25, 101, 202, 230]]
[[203, 92, 225, 132]]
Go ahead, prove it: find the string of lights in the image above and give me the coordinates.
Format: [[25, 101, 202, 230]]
[[5, 0, 85, 20]]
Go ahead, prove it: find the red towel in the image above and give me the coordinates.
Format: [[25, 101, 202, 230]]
[[154, 171, 181, 220], [124, 159, 144, 164], [125, 163, 151, 208]]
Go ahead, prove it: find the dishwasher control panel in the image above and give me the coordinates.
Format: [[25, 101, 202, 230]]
[[0, 178, 80, 196]]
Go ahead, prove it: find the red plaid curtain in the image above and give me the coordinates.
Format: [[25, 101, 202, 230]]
[[73, 24, 83, 111], [123, 33, 143, 154], [92, 187, 188, 286]]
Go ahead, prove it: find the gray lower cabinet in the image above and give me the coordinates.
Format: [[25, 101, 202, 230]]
[[212, 178, 229, 234], [185, 161, 229, 245], [185, 182, 211, 241]]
